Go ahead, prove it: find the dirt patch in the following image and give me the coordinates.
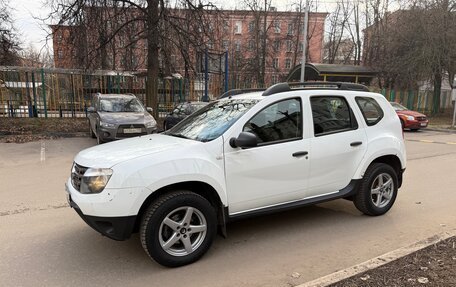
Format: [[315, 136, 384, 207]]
[[0, 118, 89, 143], [328, 236, 456, 287]]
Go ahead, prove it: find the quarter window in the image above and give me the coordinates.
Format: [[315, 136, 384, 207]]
[[311, 96, 358, 136], [355, 97, 384, 126], [243, 98, 302, 144]]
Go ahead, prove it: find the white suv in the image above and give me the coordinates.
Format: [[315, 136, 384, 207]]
[[66, 82, 406, 267]]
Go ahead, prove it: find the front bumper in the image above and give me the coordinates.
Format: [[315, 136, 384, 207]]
[[404, 120, 428, 129], [99, 126, 157, 142], [66, 187, 136, 241]]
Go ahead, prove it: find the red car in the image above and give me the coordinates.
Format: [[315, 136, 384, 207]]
[[390, 102, 429, 131]]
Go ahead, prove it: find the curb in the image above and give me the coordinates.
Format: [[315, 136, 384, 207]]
[[297, 231, 456, 287], [426, 127, 456, 133]]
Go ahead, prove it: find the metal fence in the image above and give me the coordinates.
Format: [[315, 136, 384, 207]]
[[2, 66, 453, 119], [378, 88, 453, 114], [0, 66, 225, 119]]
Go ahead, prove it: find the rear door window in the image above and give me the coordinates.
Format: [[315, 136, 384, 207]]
[[310, 96, 358, 136]]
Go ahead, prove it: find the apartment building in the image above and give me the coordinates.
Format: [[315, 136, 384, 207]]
[[51, 6, 327, 87]]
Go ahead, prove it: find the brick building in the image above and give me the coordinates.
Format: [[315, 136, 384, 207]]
[[51, 7, 327, 88]]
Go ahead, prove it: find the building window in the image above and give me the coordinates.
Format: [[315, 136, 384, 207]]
[[274, 20, 281, 33], [58, 50, 63, 59], [222, 40, 229, 50], [285, 58, 291, 69], [248, 40, 254, 51], [234, 21, 242, 34], [299, 43, 304, 52], [286, 40, 293, 52], [273, 39, 281, 51], [223, 20, 229, 31], [235, 40, 241, 52], [56, 31, 63, 43], [273, 58, 279, 68], [272, 74, 278, 84], [248, 21, 255, 33], [287, 23, 294, 35]]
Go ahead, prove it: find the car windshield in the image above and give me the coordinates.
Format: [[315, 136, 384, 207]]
[[165, 99, 259, 142], [100, 97, 145, 112], [390, 102, 408, 111]]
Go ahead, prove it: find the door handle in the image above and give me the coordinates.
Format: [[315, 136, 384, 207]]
[[292, 151, 308, 157], [350, 141, 363, 147]]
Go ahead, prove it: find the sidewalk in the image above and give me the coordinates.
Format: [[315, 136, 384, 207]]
[[298, 231, 456, 287]]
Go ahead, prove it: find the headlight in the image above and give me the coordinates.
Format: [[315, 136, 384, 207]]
[[406, 115, 415, 121], [80, 168, 113, 194], [145, 120, 156, 128], [100, 121, 116, 128]]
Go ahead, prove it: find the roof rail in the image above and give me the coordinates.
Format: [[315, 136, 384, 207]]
[[262, 81, 370, 97], [218, 88, 265, 99], [288, 81, 369, 91]]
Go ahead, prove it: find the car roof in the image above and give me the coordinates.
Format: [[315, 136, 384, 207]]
[[97, 94, 137, 99]]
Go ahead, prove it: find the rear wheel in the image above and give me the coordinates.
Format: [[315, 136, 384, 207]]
[[140, 191, 217, 267], [163, 121, 168, 131], [354, 163, 398, 216]]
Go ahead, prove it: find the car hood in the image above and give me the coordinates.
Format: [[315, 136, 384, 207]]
[[74, 134, 194, 168], [396, 110, 426, 117], [99, 112, 154, 124]]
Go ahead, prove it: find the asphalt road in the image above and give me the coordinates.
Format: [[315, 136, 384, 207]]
[[1, 130, 455, 287]]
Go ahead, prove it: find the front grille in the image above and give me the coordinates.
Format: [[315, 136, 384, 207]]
[[71, 163, 88, 192], [116, 124, 147, 138], [416, 116, 427, 121]]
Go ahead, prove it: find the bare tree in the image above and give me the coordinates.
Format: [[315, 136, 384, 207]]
[[45, 0, 219, 118], [0, 0, 20, 65]]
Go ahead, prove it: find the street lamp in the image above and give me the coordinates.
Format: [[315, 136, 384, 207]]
[[300, 1, 309, 83]]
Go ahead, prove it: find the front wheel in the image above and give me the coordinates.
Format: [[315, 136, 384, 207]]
[[354, 163, 398, 216], [140, 191, 217, 267], [89, 124, 96, 138]]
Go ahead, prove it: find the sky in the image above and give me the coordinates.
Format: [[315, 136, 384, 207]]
[[9, 0, 342, 55]]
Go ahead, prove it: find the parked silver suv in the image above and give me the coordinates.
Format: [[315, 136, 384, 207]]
[[87, 93, 157, 144]]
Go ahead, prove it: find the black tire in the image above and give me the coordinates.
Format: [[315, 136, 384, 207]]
[[354, 163, 398, 216], [140, 191, 217, 267], [411, 128, 419, 132], [96, 128, 104, 144], [90, 124, 96, 138]]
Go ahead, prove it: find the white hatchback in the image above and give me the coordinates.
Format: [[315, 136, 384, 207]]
[[66, 82, 406, 267]]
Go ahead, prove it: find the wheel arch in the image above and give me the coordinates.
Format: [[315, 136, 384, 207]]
[[134, 181, 227, 237], [368, 155, 403, 188]]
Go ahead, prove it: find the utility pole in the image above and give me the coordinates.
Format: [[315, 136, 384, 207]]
[[300, 1, 309, 83]]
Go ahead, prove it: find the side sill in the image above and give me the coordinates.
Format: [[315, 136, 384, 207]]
[[227, 179, 361, 222]]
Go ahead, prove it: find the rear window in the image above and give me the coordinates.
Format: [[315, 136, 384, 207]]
[[355, 97, 384, 126]]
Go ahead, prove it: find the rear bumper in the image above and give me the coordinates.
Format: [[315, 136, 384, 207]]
[[68, 194, 136, 241]]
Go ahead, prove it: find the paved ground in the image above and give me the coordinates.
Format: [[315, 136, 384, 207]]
[[1, 130, 455, 287]]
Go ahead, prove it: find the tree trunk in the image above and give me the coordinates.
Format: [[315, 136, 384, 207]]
[[146, 0, 160, 119], [433, 71, 442, 114]]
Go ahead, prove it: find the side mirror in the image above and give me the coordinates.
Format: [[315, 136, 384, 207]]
[[146, 107, 153, 113], [229, 132, 258, 149], [87, 107, 95, 113]]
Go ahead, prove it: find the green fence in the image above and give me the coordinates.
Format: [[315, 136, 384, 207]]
[[378, 88, 453, 114], [0, 66, 225, 118]]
